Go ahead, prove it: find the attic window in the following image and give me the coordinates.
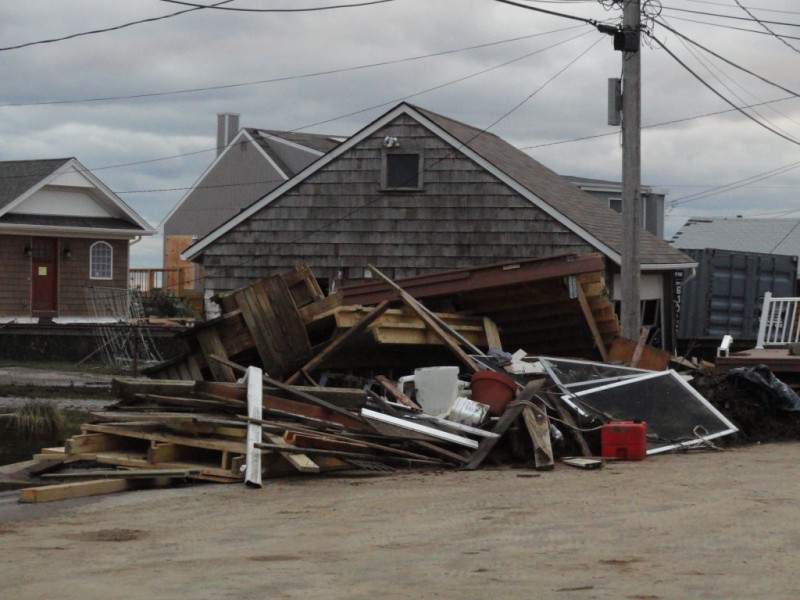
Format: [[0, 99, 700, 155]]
[[383, 152, 422, 190]]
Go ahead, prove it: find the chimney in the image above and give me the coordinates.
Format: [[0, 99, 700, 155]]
[[216, 113, 240, 155]]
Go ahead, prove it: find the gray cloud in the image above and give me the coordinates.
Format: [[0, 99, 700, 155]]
[[2, 0, 798, 265]]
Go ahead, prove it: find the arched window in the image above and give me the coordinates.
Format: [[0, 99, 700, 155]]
[[90, 241, 113, 280]]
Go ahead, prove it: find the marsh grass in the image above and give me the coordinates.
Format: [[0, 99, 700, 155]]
[[11, 400, 66, 440]]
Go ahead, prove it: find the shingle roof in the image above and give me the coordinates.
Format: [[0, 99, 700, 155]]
[[0, 213, 147, 231], [185, 102, 696, 268], [412, 105, 693, 267], [255, 129, 342, 154], [671, 217, 800, 256], [0, 158, 72, 209]]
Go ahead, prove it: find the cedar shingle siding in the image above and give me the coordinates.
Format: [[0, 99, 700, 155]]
[[203, 114, 595, 292]]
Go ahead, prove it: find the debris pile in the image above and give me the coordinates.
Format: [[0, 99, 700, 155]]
[[7, 259, 752, 502]]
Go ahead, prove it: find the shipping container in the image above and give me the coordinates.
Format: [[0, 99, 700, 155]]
[[677, 248, 797, 341]]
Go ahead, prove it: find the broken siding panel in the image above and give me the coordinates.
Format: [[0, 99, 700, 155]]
[[202, 117, 595, 293]]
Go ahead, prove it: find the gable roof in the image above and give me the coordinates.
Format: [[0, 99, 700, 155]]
[[0, 158, 71, 210], [0, 158, 154, 235], [159, 127, 341, 231], [671, 217, 800, 256], [183, 102, 695, 270]]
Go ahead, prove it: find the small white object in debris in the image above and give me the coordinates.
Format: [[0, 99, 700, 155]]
[[445, 396, 489, 426]]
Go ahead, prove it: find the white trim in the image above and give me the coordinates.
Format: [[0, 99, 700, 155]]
[[89, 241, 114, 280], [641, 262, 698, 271], [260, 131, 325, 157], [0, 224, 151, 238], [0, 158, 152, 232]]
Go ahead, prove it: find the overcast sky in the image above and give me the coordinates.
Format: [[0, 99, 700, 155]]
[[2, 0, 798, 267]]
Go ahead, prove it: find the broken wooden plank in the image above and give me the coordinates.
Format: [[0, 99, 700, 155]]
[[285, 300, 393, 385], [208, 354, 366, 423], [573, 276, 608, 361], [264, 433, 319, 474], [521, 402, 554, 471], [374, 375, 422, 411], [40, 468, 201, 479], [18, 479, 132, 503], [460, 379, 546, 471], [196, 327, 237, 382]]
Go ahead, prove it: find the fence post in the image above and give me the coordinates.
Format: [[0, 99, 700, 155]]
[[755, 291, 772, 349]]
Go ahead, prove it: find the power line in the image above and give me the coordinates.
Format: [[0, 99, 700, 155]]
[[0, 26, 581, 107], [650, 33, 800, 147], [182, 35, 603, 288], [734, 0, 800, 53], [520, 94, 799, 149], [0, 1, 232, 53], [160, 0, 397, 12], [662, 14, 800, 40], [655, 19, 800, 98], [675, 0, 800, 17], [662, 6, 800, 28], [668, 160, 800, 206], [494, 0, 611, 26]]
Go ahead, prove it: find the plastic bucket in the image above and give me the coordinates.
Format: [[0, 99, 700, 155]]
[[470, 371, 517, 416]]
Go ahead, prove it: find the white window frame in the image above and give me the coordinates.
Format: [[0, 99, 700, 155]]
[[90, 241, 113, 280]]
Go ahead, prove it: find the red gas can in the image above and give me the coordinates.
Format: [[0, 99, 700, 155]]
[[601, 421, 647, 461]]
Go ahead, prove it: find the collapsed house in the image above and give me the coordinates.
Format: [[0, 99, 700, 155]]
[[7, 261, 746, 503]]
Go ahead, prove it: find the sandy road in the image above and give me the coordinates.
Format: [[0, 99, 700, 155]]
[[1, 443, 799, 600]]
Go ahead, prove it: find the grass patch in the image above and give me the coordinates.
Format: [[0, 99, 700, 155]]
[[10, 400, 66, 440]]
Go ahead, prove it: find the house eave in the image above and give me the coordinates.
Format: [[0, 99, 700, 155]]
[[0, 224, 155, 238]]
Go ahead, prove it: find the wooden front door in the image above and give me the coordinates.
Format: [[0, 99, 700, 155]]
[[31, 237, 58, 313]]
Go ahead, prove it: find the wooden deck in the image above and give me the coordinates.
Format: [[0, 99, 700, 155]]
[[715, 348, 800, 373]]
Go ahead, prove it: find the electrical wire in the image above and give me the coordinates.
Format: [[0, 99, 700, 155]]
[[734, 0, 800, 53], [648, 31, 800, 147], [176, 35, 605, 288], [662, 5, 800, 28], [662, 14, 800, 40], [674, 0, 800, 16], [0, 26, 581, 107], [0, 28, 595, 185], [494, 0, 612, 26], [160, 0, 397, 11], [0, 1, 233, 52]]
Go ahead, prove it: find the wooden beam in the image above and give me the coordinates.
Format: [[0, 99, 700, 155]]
[[374, 375, 422, 411], [244, 366, 264, 487], [285, 300, 393, 385], [573, 276, 608, 362], [521, 402, 554, 471], [19, 479, 132, 503], [367, 265, 482, 371], [460, 380, 543, 471], [196, 327, 237, 382], [208, 354, 365, 423], [264, 433, 320, 473], [483, 317, 503, 350]]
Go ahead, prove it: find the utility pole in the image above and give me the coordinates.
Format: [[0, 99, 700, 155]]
[[620, 0, 642, 339]]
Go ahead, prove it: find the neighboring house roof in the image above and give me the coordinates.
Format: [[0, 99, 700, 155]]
[[159, 128, 341, 234], [183, 102, 695, 270], [0, 158, 154, 236], [671, 217, 800, 256], [0, 158, 71, 209], [564, 175, 664, 195]]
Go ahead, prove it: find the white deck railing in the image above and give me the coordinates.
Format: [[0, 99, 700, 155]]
[[756, 292, 800, 349]]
